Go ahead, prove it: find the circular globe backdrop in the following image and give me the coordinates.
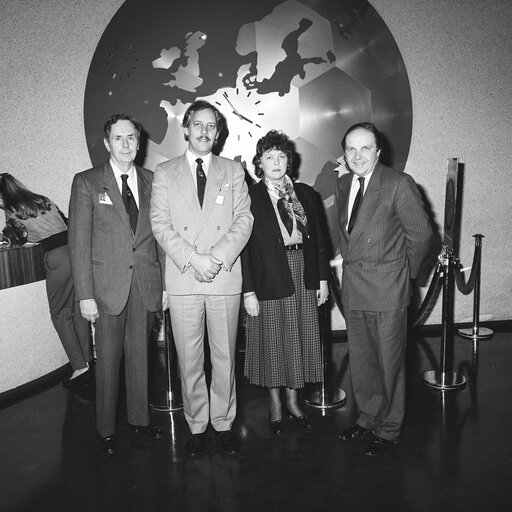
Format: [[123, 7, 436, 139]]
[[84, 0, 412, 251]]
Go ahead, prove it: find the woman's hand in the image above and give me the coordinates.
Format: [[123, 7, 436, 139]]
[[243, 293, 260, 316], [316, 280, 329, 306]]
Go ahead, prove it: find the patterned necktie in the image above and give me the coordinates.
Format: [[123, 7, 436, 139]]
[[196, 158, 206, 207], [277, 197, 294, 235], [347, 177, 365, 234], [121, 174, 138, 234]]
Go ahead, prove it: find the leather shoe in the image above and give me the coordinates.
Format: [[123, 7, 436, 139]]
[[128, 425, 165, 440], [97, 436, 116, 454], [364, 435, 397, 456], [186, 433, 206, 457], [215, 430, 239, 454], [269, 418, 284, 435], [287, 410, 313, 432], [337, 424, 369, 441]]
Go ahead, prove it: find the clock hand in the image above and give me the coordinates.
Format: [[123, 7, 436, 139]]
[[222, 92, 253, 123], [238, 113, 253, 124], [223, 92, 240, 116]]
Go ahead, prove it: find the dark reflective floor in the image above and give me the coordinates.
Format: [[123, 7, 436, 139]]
[[1, 330, 512, 512]]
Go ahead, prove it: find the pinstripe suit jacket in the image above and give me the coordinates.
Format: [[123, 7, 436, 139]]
[[335, 163, 431, 312], [69, 162, 163, 315], [150, 153, 253, 295]]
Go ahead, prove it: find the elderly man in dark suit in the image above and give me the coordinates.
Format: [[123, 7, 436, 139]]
[[335, 122, 431, 456], [69, 114, 165, 454]]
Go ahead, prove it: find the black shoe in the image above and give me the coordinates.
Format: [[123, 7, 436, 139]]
[[97, 435, 116, 454], [63, 368, 92, 389], [269, 418, 284, 435], [215, 430, 239, 454], [287, 410, 313, 432], [128, 425, 165, 440], [337, 424, 369, 441], [364, 435, 397, 456], [186, 433, 206, 457]]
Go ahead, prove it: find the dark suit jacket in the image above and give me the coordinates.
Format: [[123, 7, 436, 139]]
[[69, 162, 163, 315], [335, 163, 431, 311], [242, 180, 329, 300]]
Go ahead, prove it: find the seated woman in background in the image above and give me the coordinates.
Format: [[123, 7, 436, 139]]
[[242, 130, 329, 435], [0, 173, 92, 387]]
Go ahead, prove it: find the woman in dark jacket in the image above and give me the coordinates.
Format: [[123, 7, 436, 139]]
[[0, 173, 92, 386], [242, 130, 329, 434]]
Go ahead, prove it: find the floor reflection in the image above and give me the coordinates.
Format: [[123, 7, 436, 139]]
[[1, 331, 511, 511]]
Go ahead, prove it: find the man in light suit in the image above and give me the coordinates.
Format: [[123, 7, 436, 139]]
[[69, 114, 165, 454], [335, 122, 431, 456], [150, 100, 253, 457]]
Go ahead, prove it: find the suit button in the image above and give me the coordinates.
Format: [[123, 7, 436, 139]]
[[184, 227, 188, 231], [358, 263, 363, 268], [132, 248, 136, 252], [129, 265, 134, 269], [344, 261, 349, 266], [216, 226, 220, 230], [367, 238, 372, 243]]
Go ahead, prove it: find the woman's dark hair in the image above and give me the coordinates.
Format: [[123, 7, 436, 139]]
[[0, 173, 51, 220], [253, 130, 294, 179], [341, 121, 382, 151]]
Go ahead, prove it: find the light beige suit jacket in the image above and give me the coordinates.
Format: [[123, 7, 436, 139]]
[[150, 153, 253, 294]]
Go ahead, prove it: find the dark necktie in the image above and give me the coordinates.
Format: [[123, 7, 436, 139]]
[[196, 158, 206, 207], [121, 173, 138, 234], [347, 177, 365, 234]]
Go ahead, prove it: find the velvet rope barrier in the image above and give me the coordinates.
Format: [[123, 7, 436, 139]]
[[412, 260, 443, 328], [457, 234, 493, 341], [453, 238, 481, 296]]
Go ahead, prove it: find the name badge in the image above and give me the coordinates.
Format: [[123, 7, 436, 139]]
[[215, 195, 225, 205], [99, 193, 113, 205]]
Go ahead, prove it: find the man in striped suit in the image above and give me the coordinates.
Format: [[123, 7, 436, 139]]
[[335, 122, 431, 456], [69, 114, 165, 454]]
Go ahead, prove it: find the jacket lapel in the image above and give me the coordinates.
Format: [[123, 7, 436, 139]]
[[174, 154, 202, 226], [200, 155, 225, 222], [256, 181, 284, 245], [134, 166, 150, 239], [337, 172, 352, 250]]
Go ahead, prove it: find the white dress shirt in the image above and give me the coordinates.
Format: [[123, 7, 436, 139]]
[[186, 149, 212, 190], [110, 160, 140, 208], [346, 169, 374, 231]]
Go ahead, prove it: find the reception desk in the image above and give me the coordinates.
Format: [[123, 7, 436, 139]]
[[0, 243, 67, 394], [0, 243, 46, 289]]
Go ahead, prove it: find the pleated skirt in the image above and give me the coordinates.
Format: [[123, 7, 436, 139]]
[[244, 249, 323, 389]]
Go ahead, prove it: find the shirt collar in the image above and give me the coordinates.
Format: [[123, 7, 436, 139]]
[[110, 159, 135, 178], [352, 164, 377, 186], [187, 149, 212, 170]]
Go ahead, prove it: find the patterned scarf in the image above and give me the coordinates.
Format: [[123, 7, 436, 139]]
[[264, 176, 308, 236]]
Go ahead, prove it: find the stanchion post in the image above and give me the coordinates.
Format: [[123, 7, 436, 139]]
[[302, 303, 346, 412], [458, 234, 493, 340], [149, 309, 183, 412], [423, 250, 466, 390]]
